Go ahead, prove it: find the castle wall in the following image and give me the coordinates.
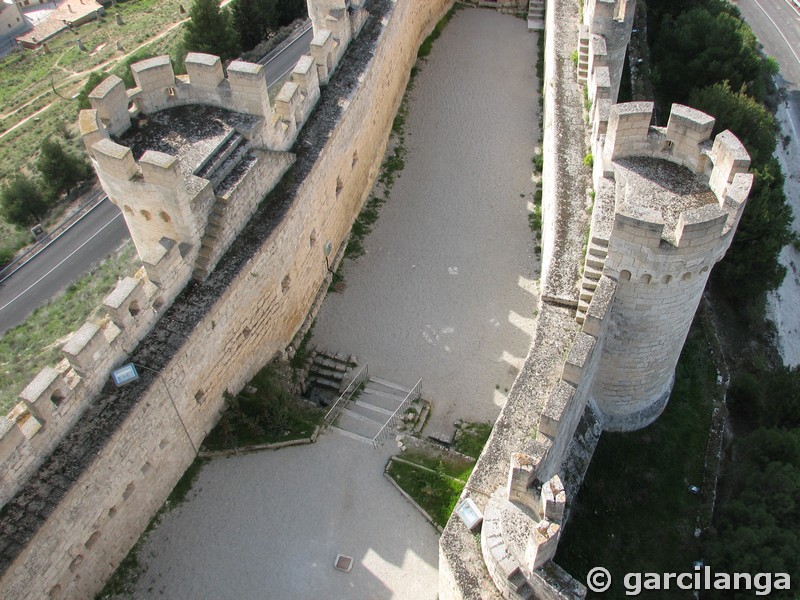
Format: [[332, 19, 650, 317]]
[[0, 1, 454, 597]]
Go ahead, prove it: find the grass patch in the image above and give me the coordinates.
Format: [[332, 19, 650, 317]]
[[387, 456, 469, 528], [289, 323, 314, 370], [417, 4, 460, 59], [201, 362, 324, 451], [0, 241, 140, 414], [555, 324, 717, 597], [453, 422, 493, 459]]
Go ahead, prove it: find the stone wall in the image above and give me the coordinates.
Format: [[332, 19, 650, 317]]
[[440, 0, 752, 597], [0, 1, 454, 597]]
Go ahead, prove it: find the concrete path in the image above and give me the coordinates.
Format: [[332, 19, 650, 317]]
[[312, 7, 541, 436], [130, 8, 539, 599], [134, 435, 439, 599]]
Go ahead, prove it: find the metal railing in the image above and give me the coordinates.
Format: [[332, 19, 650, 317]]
[[324, 363, 369, 426], [372, 379, 422, 449]]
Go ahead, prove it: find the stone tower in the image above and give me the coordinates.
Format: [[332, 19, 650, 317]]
[[582, 102, 753, 431]]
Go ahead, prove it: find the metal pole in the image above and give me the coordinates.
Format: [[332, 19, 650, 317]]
[[135, 363, 198, 455]]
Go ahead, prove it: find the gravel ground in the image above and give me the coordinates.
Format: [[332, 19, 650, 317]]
[[133, 435, 439, 600], [129, 9, 539, 599], [313, 7, 540, 437]]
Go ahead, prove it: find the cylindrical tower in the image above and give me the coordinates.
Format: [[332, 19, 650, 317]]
[[589, 102, 753, 431]]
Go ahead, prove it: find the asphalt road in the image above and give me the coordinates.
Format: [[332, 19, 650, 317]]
[[734, 0, 800, 140], [0, 26, 313, 335]]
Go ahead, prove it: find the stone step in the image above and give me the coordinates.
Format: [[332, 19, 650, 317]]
[[583, 263, 602, 280], [580, 289, 594, 303], [353, 398, 394, 418], [358, 389, 404, 413], [588, 243, 607, 259], [341, 404, 384, 425], [309, 364, 344, 382], [330, 425, 374, 445], [581, 278, 598, 291], [412, 402, 430, 434], [368, 376, 412, 395], [585, 255, 605, 271], [192, 267, 208, 281], [309, 375, 341, 392], [194, 130, 241, 179], [312, 356, 348, 372], [335, 410, 382, 439], [211, 144, 251, 190]]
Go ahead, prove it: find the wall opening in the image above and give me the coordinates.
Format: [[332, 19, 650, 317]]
[[159, 438, 169, 449], [310, 228, 317, 248], [50, 389, 66, 406], [84, 531, 101, 549], [195, 390, 205, 404], [140, 209, 152, 221], [335, 176, 344, 197], [614, 0, 628, 21], [166, 87, 176, 97], [619, 270, 631, 281], [682, 272, 692, 281], [242, 327, 251, 339], [662, 274, 672, 284], [640, 273, 652, 284], [128, 300, 141, 317], [352, 150, 359, 167], [124, 205, 134, 214], [48, 585, 61, 598], [159, 210, 171, 223], [282, 274, 291, 293], [122, 482, 135, 501], [108, 506, 117, 518], [141, 461, 152, 474]]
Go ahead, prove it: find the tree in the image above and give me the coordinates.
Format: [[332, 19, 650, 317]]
[[689, 81, 777, 165], [36, 138, 92, 201], [183, 0, 240, 61], [713, 158, 793, 301], [232, 0, 268, 51], [274, 0, 306, 27], [77, 70, 107, 111], [0, 174, 49, 227], [651, 7, 764, 108]]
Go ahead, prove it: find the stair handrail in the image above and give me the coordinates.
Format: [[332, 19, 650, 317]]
[[372, 379, 422, 449], [324, 363, 369, 426]]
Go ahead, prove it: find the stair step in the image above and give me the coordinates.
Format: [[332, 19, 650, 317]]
[[580, 290, 594, 302], [334, 410, 382, 439], [581, 278, 598, 291], [313, 356, 348, 372], [412, 402, 430, 434], [359, 390, 404, 413], [309, 375, 341, 392], [353, 399, 394, 417], [309, 365, 344, 381], [341, 405, 384, 425], [330, 425, 374, 445], [585, 256, 605, 270], [588, 245, 607, 259], [368, 377, 412, 395], [583, 264, 602, 280]]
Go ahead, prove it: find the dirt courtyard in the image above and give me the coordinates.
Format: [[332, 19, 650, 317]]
[[312, 6, 540, 437]]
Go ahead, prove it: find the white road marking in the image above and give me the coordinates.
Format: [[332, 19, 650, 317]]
[[0, 212, 123, 313]]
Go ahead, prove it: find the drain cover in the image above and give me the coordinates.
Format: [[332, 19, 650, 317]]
[[334, 554, 354, 573]]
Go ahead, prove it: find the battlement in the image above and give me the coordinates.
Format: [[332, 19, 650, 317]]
[[592, 102, 753, 257], [0, 262, 170, 506]]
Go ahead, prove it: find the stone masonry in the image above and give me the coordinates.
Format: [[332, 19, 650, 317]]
[[439, 0, 752, 597], [0, 0, 753, 598]]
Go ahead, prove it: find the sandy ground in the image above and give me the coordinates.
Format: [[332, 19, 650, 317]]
[[766, 101, 800, 367], [130, 9, 539, 599], [312, 8, 540, 436]]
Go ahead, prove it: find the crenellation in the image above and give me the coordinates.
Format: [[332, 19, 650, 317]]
[[131, 56, 175, 95], [88, 74, 131, 135], [184, 53, 225, 89], [91, 138, 138, 181]]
